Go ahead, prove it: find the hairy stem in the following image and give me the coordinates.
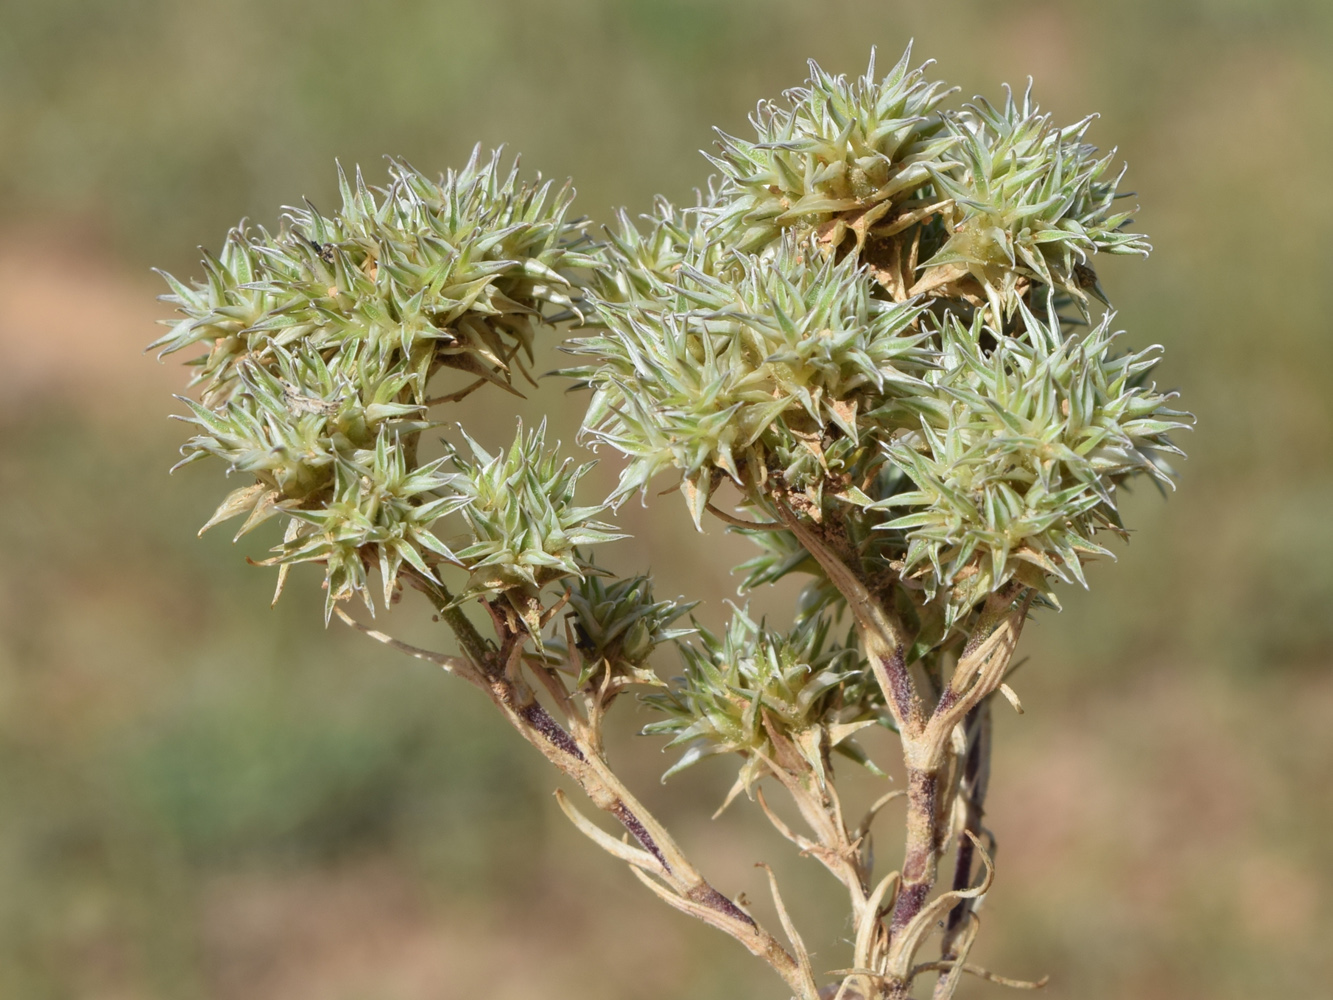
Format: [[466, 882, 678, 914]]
[[886, 590, 1032, 996]]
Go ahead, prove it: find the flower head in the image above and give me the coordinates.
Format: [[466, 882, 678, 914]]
[[158, 150, 600, 619], [643, 608, 884, 787], [706, 47, 956, 252]]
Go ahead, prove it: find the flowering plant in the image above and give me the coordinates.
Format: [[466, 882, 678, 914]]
[[156, 48, 1187, 999]]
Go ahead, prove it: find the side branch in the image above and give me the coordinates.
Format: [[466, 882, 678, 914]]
[[939, 699, 993, 965], [507, 670, 814, 996], [919, 589, 1033, 769], [344, 590, 816, 1000]]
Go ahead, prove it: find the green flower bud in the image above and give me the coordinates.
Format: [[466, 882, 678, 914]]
[[643, 609, 885, 788], [446, 420, 624, 604]]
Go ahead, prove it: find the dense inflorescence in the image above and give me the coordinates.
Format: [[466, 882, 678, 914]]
[[159, 44, 1185, 771], [921, 84, 1152, 323], [704, 48, 956, 254], [563, 572, 696, 681], [156, 149, 605, 617], [158, 47, 1188, 1000], [565, 49, 1186, 705], [643, 609, 883, 787], [865, 306, 1185, 620], [445, 421, 623, 604], [567, 234, 932, 525]]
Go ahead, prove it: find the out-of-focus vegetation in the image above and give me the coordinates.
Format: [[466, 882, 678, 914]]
[[0, 1, 1330, 998]]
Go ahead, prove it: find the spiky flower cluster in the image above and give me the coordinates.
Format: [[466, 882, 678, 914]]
[[705, 48, 955, 253], [698, 49, 1150, 319], [867, 307, 1187, 619], [446, 422, 622, 603], [569, 235, 931, 524], [157, 149, 604, 616], [643, 610, 882, 787], [922, 84, 1152, 321], [570, 49, 1186, 646], [562, 572, 696, 684], [270, 435, 463, 620]]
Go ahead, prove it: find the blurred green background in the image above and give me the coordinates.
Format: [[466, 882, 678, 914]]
[[1, 1, 1331, 997]]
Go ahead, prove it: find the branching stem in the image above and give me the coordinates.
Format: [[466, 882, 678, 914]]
[[393, 575, 816, 1000], [767, 502, 1039, 997]]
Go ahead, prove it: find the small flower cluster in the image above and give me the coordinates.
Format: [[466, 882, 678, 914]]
[[643, 609, 883, 787], [157, 149, 604, 618], [921, 84, 1151, 322], [867, 306, 1187, 623], [563, 572, 696, 684], [446, 422, 623, 603], [569, 235, 930, 524], [705, 47, 955, 253]]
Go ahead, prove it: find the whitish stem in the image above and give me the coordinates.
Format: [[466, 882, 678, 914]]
[[755, 732, 874, 914]]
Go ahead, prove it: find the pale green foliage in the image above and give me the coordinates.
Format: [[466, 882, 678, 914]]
[[594, 198, 712, 306], [643, 609, 883, 786], [156, 150, 595, 404], [567, 48, 1186, 658], [564, 572, 696, 681], [924, 84, 1152, 321], [868, 307, 1188, 619], [277, 436, 464, 622]]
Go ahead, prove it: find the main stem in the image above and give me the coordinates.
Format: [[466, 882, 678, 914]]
[[888, 590, 1017, 938], [891, 766, 942, 935]]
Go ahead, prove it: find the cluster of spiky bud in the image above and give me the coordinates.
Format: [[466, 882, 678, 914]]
[[705, 49, 955, 254], [159, 45, 1186, 781], [922, 85, 1151, 322], [157, 150, 603, 618], [446, 422, 622, 602], [567, 234, 932, 524], [865, 306, 1185, 621], [566, 47, 1186, 671], [560, 572, 696, 686], [643, 610, 882, 787]]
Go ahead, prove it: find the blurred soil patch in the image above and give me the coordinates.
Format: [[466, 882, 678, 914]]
[[977, 667, 1333, 1000], [0, 226, 186, 418], [200, 857, 698, 1000]]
